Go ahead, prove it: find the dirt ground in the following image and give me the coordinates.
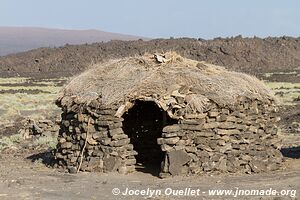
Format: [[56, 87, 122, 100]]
[[0, 148, 298, 200]]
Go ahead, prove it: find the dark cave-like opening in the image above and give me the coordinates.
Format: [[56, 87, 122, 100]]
[[122, 100, 177, 175]]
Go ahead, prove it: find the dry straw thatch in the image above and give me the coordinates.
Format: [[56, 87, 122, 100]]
[[57, 52, 275, 118]]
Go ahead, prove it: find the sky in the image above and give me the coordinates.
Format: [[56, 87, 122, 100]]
[[0, 0, 299, 39]]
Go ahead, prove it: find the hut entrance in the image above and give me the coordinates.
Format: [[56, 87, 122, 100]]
[[122, 100, 177, 175]]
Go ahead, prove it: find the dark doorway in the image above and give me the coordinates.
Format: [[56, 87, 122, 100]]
[[122, 100, 177, 176]]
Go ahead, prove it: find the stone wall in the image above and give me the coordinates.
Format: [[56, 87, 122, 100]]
[[158, 98, 282, 177], [55, 97, 283, 176], [55, 102, 137, 174]]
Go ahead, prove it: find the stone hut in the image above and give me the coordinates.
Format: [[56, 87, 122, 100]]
[[55, 52, 282, 177]]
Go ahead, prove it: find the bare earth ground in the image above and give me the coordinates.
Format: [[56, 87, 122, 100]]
[[0, 149, 299, 200]]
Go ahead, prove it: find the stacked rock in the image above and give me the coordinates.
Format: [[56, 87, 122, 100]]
[[158, 97, 282, 177], [19, 118, 60, 139], [55, 96, 282, 176], [55, 101, 137, 173]]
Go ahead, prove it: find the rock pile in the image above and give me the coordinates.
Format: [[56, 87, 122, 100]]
[[19, 119, 60, 139]]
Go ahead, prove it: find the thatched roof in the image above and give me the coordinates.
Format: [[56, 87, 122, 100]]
[[57, 52, 275, 118]]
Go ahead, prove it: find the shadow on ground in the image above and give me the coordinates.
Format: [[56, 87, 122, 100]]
[[281, 146, 300, 159], [27, 150, 56, 166], [135, 163, 161, 177]]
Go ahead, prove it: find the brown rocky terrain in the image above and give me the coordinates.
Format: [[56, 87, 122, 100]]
[[0, 37, 300, 82]]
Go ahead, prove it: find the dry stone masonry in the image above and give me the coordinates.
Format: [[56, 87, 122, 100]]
[[55, 52, 283, 177], [159, 98, 281, 177], [55, 103, 137, 174]]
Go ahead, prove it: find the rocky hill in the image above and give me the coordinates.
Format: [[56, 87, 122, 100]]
[[0, 37, 299, 82], [0, 26, 146, 56]]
